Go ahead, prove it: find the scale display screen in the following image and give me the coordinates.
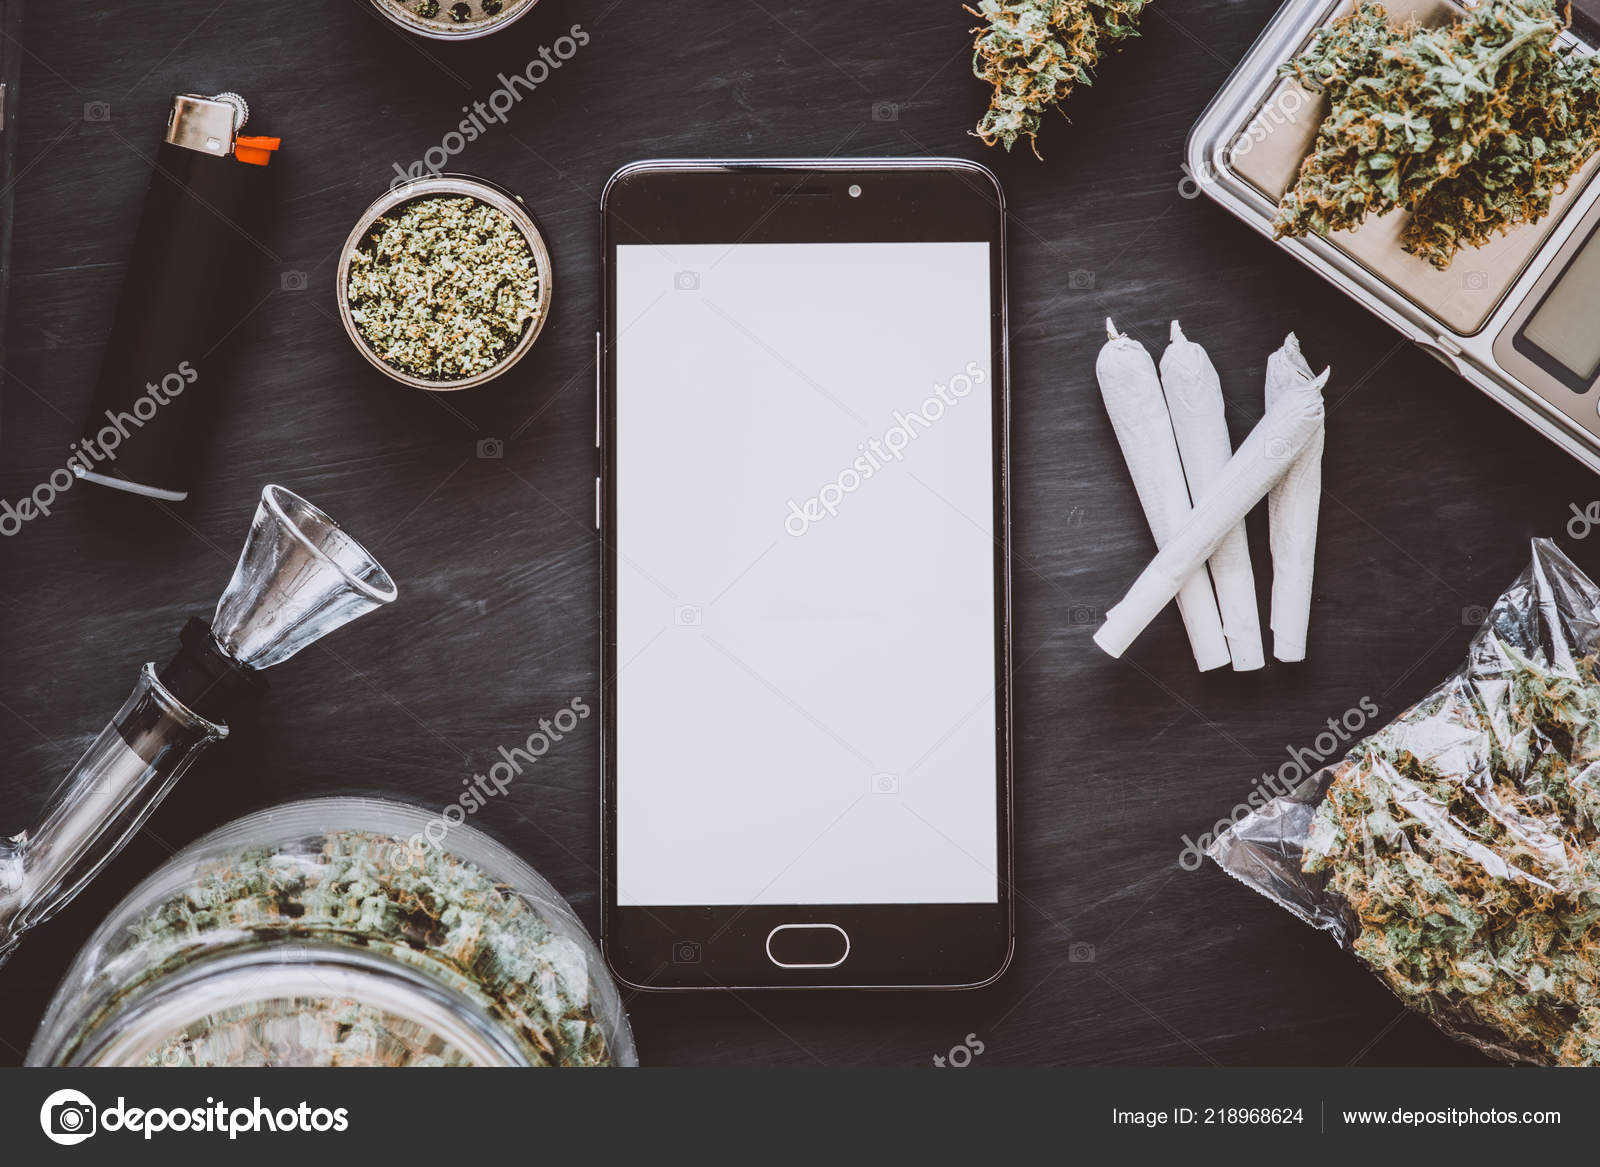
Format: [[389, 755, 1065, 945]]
[[1515, 217, 1600, 392], [1521, 223, 1600, 383]]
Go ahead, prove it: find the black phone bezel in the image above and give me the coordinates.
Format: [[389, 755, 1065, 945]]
[[599, 159, 1013, 990]]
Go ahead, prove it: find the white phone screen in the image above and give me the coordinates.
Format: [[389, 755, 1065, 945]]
[[614, 241, 998, 906]]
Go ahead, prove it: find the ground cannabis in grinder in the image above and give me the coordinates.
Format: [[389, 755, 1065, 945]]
[[969, 0, 1150, 156], [1304, 640, 1600, 1065], [1274, 0, 1600, 268], [347, 195, 541, 380]]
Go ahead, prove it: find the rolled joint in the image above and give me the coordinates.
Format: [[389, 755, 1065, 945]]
[[1273, 633, 1310, 664], [1095, 570, 1184, 659]]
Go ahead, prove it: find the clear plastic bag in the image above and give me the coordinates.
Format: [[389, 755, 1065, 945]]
[[1209, 538, 1600, 1066]]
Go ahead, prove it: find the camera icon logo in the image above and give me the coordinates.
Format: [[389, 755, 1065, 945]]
[[1462, 605, 1489, 626], [672, 940, 702, 964], [1462, 270, 1490, 291], [384, 839, 423, 873], [1068, 941, 1096, 963], [1067, 604, 1098, 626], [1067, 269, 1096, 290], [674, 270, 700, 291], [40, 1088, 97, 1146], [476, 437, 504, 460], [83, 102, 111, 123], [159, 1032, 201, 1067], [870, 772, 899, 795], [871, 100, 900, 122], [674, 604, 702, 627], [281, 270, 308, 292]]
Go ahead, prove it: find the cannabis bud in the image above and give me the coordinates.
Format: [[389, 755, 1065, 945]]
[[1303, 635, 1600, 1065], [969, 0, 1150, 157], [1274, 0, 1600, 269], [1211, 540, 1600, 1066]]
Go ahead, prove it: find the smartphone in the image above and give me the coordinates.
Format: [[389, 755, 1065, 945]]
[[600, 159, 1012, 989]]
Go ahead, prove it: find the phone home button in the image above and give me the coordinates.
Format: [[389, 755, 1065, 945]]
[[765, 923, 850, 969]]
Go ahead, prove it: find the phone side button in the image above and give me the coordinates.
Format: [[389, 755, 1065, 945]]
[[595, 476, 602, 530], [765, 923, 850, 969]]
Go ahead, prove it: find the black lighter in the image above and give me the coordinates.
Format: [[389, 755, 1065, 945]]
[[75, 92, 278, 501]]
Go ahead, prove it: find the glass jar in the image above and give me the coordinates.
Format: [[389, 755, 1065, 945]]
[[28, 798, 635, 1067]]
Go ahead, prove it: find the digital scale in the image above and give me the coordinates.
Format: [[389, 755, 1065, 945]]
[[1188, 0, 1600, 474]]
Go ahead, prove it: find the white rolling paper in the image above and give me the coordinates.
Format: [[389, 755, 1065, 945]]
[[1264, 333, 1325, 662], [1094, 365, 1328, 660], [1095, 319, 1230, 672], [1160, 321, 1264, 671]]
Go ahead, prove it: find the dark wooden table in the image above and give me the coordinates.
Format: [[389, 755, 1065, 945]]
[[2, 0, 1591, 1067]]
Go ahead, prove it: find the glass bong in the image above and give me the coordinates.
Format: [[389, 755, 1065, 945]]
[[0, 484, 397, 966]]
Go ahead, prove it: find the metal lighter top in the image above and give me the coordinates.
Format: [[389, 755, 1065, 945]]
[[166, 91, 247, 154]]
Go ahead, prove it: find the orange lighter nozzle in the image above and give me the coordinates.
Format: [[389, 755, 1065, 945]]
[[234, 135, 280, 166]]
